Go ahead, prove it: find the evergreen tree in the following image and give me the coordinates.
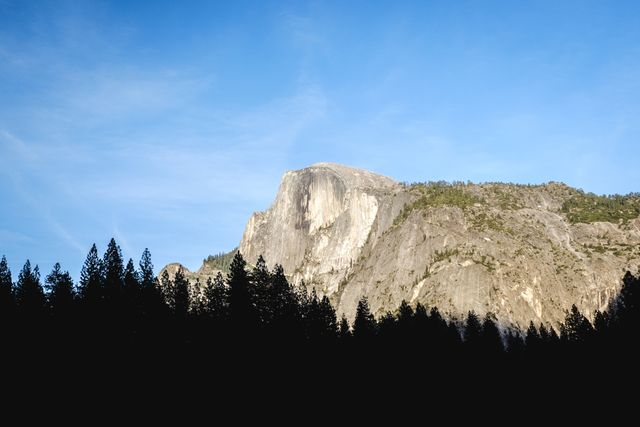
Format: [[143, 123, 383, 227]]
[[203, 273, 228, 321], [159, 269, 172, 306], [538, 323, 550, 343], [429, 307, 453, 351], [0, 255, 13, 318], [563, 305, 593, 343], [227, 252, 256, 334], [14, 260, 45, 317], [123, 259, 141, 313], [172, 267, 190, 318], [592, 310, 610, 350], [398, 300, 414, 340], [525, 321, 540, 349], [45, 263, 75, 316], [269, 264, 300, 337], [318, 295, 338, 339], [251, 255, 270, 324], [353, 297, 376, 340], [79, 244, 102, 305], [480, 313, 503, 355], [593, 310, 609, 333], [446, 321, 463, 350], [139, 248, 154, 290], [613, 272, 640, 338], [378, 311, 397, 340], [464, 311, 482, 348], [414, 303, 429, 339], [304, 289, 322, 340], [338, 315, 351, 340], [102, 238, 124, 308], [548, 326, 560, 345], [138, 248, 163, 318], [505, 330, 525, 357]]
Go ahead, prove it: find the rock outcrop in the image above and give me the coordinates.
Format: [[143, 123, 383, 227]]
[[235, 163, 640, 328]]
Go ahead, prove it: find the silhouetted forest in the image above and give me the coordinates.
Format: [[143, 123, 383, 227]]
[[1, 238, 639, 385]]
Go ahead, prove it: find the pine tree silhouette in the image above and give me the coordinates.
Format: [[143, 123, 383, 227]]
[[269, 264, 300, 341], [464, 311, 482, 352], [203, 273, 228, 321], [338, 315, 351, 340], [172, 267, 190, 319], [251, 255, 270, 325], [139, 248, 164, 320], [123, 259, 141, 313], [563, 305, 593, 343], [102, 238, 124, 311], [79, 244, 103, 306], [15, 260, 45, 318], [45, 262, 76, 316], [525, 321, 540, 350], [480, 313, 504, 357], [318, 295, 338, 340], [353, 297, 376, 341], [227, 252, 257, 339], [0, 256, 14, 320]]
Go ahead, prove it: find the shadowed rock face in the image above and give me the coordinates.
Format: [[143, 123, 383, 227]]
[[237, 163, 640, 328]]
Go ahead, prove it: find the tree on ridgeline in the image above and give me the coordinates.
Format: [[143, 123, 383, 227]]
[[353, 297, 376, 341], [0, 256, 14, 320], [45, 262, 76, 317], [79, 244, 103, 307], [14, 260, 45, 319]]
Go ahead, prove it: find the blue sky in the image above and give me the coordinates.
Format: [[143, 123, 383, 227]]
[[1, 0, 640, 278]]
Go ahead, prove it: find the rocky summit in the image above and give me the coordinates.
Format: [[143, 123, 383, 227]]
[[164, 162, 640, 328]]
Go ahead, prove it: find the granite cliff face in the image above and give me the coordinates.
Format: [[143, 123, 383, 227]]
[[235, 163, 640, 328]]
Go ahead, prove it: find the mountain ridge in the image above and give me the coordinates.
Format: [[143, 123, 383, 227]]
[[163, 163, 640, 328]]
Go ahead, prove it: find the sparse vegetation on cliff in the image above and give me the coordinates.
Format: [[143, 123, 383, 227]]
[[561, 191, 640, 224], [203, 249, 237, 273], [394, 182, 484, 226]]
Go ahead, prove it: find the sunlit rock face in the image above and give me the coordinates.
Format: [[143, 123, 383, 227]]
[[237, 163, 640, 328], [240, 162, 400, 296]]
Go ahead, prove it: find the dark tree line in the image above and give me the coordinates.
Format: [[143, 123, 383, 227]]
[[1, 239, 639, 375]]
